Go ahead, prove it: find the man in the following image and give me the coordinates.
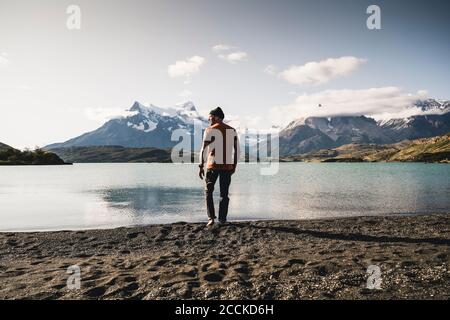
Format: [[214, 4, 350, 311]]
[[199, 107, 240, 227]]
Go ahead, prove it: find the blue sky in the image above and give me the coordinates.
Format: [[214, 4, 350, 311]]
[[0, 0, 449, 148]]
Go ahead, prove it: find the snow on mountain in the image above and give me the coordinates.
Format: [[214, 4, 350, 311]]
[[278, 99, 450, 156], [414, 99, 450, 113], [45, 101, 208, 149], [126, 101, 207, 133], [44, 98, 449, 155], [377, 99, 450, 127]]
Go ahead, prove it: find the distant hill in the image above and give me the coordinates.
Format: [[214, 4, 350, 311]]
[[47, 146, 174, 163], [0, 146, 70, 165], [0, 142, 14, 151], [281, 133, 450, 163]]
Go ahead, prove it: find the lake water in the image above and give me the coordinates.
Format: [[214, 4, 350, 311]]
[[0, 163, 449, 231]]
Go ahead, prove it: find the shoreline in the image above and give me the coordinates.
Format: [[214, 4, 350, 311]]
[[0, 211, 444, 233], [0, 214, 448, 299]]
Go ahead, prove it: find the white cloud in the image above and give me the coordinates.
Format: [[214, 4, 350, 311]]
[[270, 87, 429, 126], [218, 51, 248, 64], [279, 56, 367, 86], [264, 64, 277, 75], [168, 55, 205, 78], [178, 89, 193, 98], [212, 44, 248, 64], [417, 90, 428, 96], [221, 113, 276, 134], [212, 44, 234, 52], [84, 107, 138, 122], [0, 52, 10, 67]]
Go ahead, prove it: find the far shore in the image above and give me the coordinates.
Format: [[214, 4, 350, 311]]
[[0, 214, 448, 299]]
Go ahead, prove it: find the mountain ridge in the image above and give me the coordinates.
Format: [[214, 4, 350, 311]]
[[45, 101, 208, 149], [281, 133, 450, 163], [278, 99, 449, 155], [44, 99, 450, 156]]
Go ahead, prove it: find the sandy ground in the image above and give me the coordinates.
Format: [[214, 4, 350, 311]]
[[0, 214, 448, 300]]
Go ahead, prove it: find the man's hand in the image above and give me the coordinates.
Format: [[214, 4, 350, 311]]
[[199, 166, 205, 180], [230, 165, 237, 175]]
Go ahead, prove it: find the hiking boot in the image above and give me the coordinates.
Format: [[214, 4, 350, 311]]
[[218, 219, 227, 225]]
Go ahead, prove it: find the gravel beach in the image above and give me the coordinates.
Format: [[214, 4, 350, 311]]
[[0, 214, 448, 300]]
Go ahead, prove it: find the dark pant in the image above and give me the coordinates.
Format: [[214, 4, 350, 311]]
[[204, 169, 232, 221]]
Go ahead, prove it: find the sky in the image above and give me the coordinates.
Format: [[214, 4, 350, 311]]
[[0, 0, 449, 149]]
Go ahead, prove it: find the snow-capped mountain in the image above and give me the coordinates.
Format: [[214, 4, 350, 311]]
[[414, 99, 450, 113], [45, 99, 449, 156], [379, 112, 450, 141], [377, 99, 450, 140], [45, 101, 208, 149], [278, 99, 450, 156], [279, 116, 396, 155]]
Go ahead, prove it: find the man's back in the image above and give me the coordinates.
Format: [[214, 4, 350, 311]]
[[204, 121, 237, 171]]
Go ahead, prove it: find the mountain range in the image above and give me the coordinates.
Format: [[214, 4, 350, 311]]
[[45, 101, 208, 150], [278, 99, 449, 155], [280, 133, 450, 163], [45, 99, 450, 157]]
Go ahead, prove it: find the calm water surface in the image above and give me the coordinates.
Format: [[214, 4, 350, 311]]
[[0, 163, 449, 231]]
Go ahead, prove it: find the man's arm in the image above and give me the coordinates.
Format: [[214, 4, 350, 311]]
[[232, 130, 240, 174], [198, 128, 212, 179]]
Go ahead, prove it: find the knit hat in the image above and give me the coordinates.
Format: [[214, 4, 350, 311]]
[[209, 107, 225, 119]]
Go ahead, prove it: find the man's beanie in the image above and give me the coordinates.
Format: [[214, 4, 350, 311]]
[[209, 107, 225, 119]]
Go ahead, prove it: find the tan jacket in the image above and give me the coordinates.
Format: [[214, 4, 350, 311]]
[[201, 122, 239, 171]]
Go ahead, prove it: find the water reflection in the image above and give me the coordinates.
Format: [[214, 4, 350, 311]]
[[97, 186, 204, 216]]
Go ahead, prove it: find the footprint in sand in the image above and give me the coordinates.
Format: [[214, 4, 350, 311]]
[[233, 264, 250, 275], [181, 266, 198, 278], [52, 283, 66, 290], [84, 286, 106, 298], [121, 282, 139, 293], [126, 232, 144, 239], [203, 269, 226, 283], [154, 228, 170, 240], [107, 282, 140, 298], [101, 276, 117, 286], [4, 269, 26, 276], [73, 253, 91, 258], [122, 276, 137, 283], [201, 262, 211, 272], [6, 239, 17, 246], [154, 259, 168, 266]]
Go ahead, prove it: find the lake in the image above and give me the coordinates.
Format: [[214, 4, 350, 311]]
[[0, 163, 449, 231]]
